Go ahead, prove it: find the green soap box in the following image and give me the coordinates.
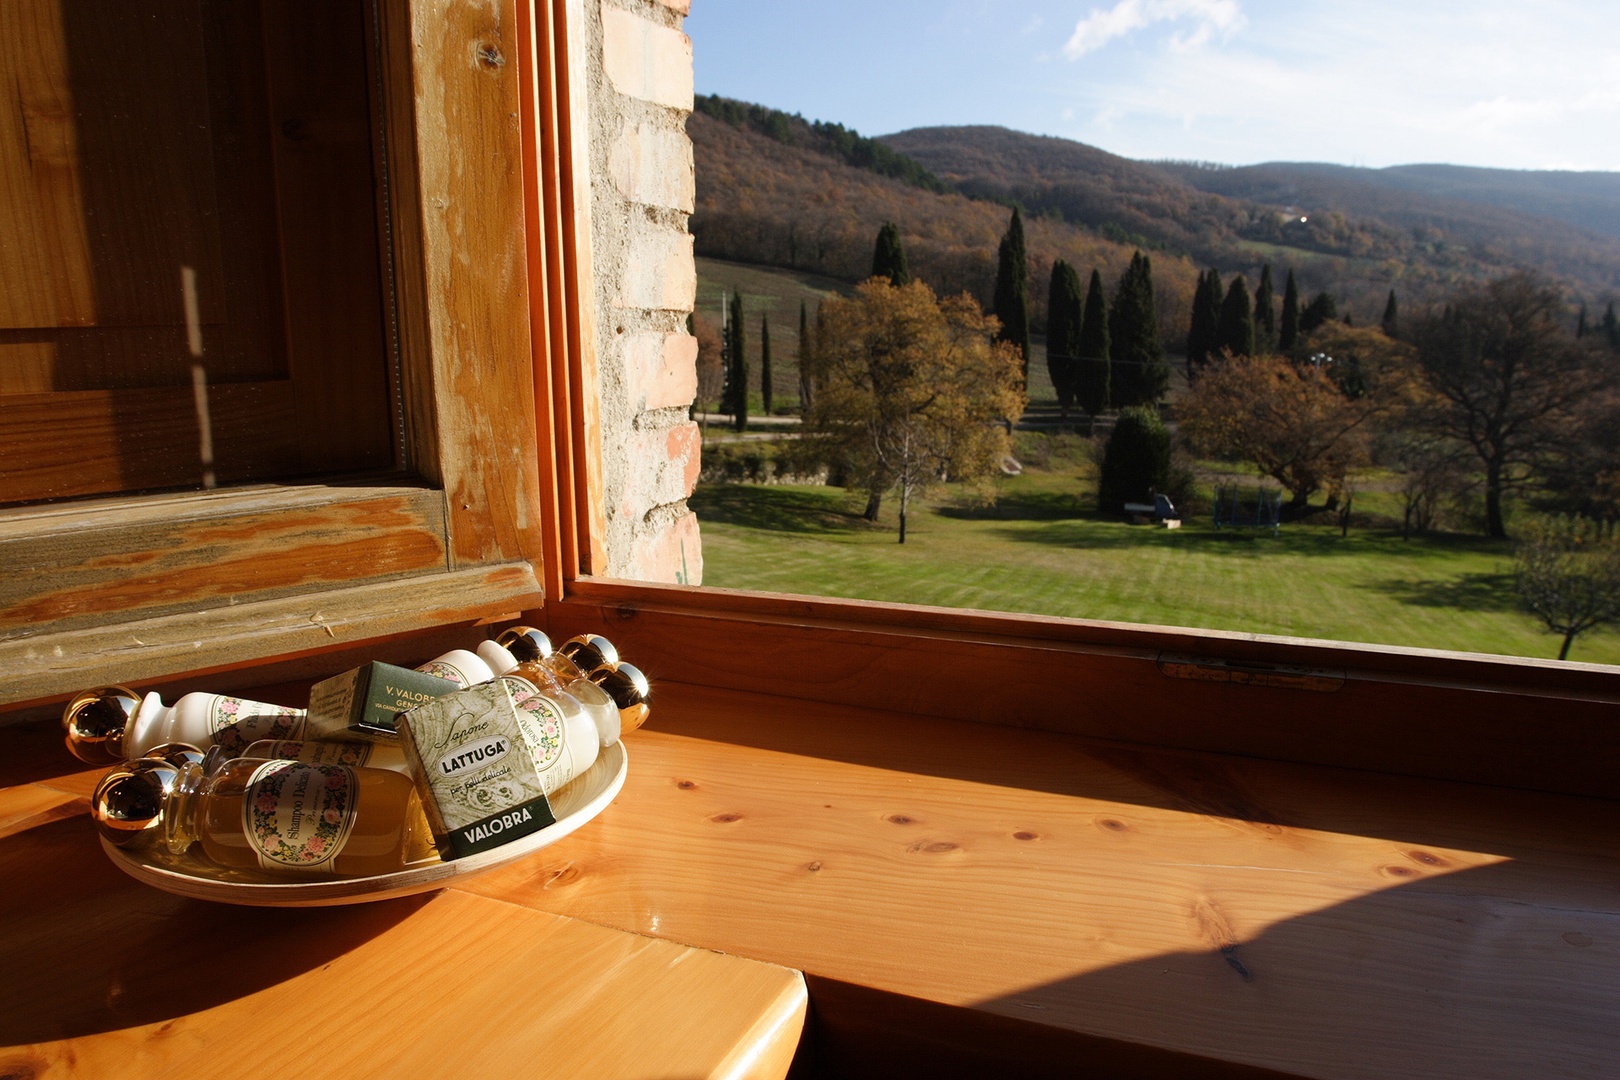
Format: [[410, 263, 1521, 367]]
[[307, 662, 460, 740], [396, 680, 556, 860]]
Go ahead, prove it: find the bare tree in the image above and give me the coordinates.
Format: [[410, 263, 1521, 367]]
[[1513, 515, 1620, 661], [693, 314, 725, 436], [1410, 273, 1610, 538]]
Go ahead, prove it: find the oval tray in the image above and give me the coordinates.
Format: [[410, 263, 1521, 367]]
[[100, 741, 627, 907]]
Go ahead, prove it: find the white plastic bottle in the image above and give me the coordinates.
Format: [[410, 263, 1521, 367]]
[[497, 661, 648, 794], [412, 648, 496, 688], [64, 645, 501, 764]]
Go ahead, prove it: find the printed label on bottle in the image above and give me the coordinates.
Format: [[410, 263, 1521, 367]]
[[500, 677, 571, 784], [209, 697, 306, 754], [242, 761, 358, 872], [416, 660, 471, 688], [263, 740, 373, 768]]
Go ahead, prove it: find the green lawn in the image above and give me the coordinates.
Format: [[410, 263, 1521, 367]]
[[690, 469, 1620, 667]]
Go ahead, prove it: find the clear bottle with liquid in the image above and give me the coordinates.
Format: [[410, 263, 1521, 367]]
[[91, 749, 422, 876], [201, 737, 411, 776]]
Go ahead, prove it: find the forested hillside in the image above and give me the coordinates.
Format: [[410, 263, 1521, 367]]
[[689, 109, 1200, 340], [688, 95, 1620, 328], [887, 126, 1620, 317]]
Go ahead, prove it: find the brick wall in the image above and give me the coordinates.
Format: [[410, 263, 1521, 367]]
[[583, 0, 702, 585]]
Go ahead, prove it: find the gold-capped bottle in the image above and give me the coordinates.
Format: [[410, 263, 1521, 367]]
[[91, 751, 422, 877], [475, 628, 618, 686]]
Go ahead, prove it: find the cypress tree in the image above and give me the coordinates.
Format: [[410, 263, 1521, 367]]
[[1216, 274, 1255, 358], [727, 291, 748, 432], [1300, 291, 1338, 335], [1186, 268, 1222, 374], [1076, 269, 1111, 422], [1098, 407, 1172, 512], [1279, 269, 1301, 354], [870, 221, 910, 287], [1253, 264, 1276, 350], [1109, 252, 1165, 407], [759, 312, 773, 416], [993, 207, 1031, 383], [798, 300, 812, 412], [1045, 261, 1083, 417], [1382, 290, 1399, 337], [1577, 303, 1588, 338]]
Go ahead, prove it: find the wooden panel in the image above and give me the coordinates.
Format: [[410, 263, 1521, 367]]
[[0, 0, 224, 330], [0, 558, 542, 709], [0, 801, 806, 1079], [0, 383, 299, 504], [463, 682, 1620, 1080], [0, 485, 448, 637], [261, 0, 394, 474], [400, 0, 546, 570], [544, 582, 1620, 800]]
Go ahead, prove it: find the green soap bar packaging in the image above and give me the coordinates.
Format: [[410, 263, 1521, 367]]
[[306, 662, 460, 741], [396, 680, 556, 860]]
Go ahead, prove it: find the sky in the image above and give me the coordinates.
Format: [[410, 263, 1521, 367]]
[[685, 0, 1620, 172]]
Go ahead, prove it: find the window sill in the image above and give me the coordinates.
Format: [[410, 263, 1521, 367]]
[[459, 678, 1620, 1079], [0, 483, 543, 708]]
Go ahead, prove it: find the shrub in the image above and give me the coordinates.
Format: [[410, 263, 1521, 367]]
[[1097, 407, 1171, 511]]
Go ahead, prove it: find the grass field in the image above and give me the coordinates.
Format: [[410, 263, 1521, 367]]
[[691, 257, 1619, 667], [691, 461, 1620, 666]]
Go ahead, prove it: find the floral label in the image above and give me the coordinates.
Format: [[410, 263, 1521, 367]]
[[501, 678, 570, 781], [262, 740, 374, 768], [242, 761, 358, 872], [416, 660, 472, 688], [208, 697, 306, 755]]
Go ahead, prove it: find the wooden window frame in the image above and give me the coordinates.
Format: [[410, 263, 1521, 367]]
[[2, 0, 551, 708]]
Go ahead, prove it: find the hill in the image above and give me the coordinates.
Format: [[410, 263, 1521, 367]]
[[885, 126, 1620, 316], [689, 109, 1201, 342], [691, 96, 1620, 333]]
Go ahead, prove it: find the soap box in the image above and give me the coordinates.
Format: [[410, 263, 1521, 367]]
[[307, 662, 460, 741], [396, 680, 557, 860]]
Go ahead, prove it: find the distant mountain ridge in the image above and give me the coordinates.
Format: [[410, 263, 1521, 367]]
[[689, 96, 1620, 334], [1272, 162, 1620, 241], [884, 125, 1620, 307]]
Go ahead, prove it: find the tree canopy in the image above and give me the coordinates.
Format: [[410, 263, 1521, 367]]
[[1409, 271, 1610, 538], [1076, 268, 1111, 419], [993, 207, 1031, 382], [804, 280, 1026, 542], [1513, 515, 1620, 661], [1108, 251, 1165, 406], [871, 220, 911, 286], [1178, 354, 1390, 512], [1216, 273, 1255, 358], [1046, 260, 1083, 416]]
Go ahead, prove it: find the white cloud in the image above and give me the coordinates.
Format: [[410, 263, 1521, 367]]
[[1063, 0, 1244, 59], [1054, 0, 1620, 170]]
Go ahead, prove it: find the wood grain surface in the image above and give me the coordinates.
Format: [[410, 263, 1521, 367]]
[[457, 680, 1620, 1080], [543, 581, 1620, 800], [0, 742, 805, 1080]]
